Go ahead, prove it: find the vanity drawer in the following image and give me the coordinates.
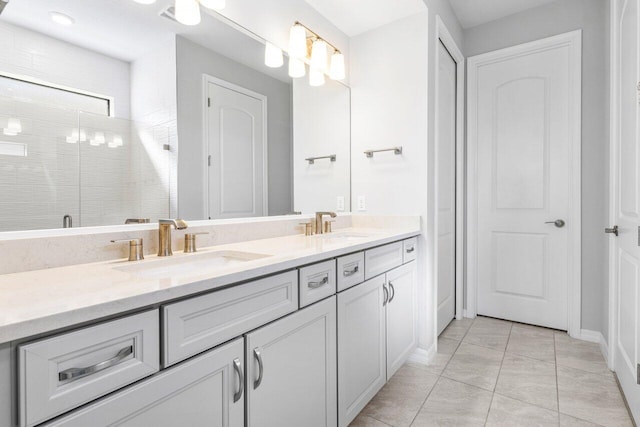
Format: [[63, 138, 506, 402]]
[[18, 310, 159, 427], [299, 260, 337, 308], [365, 242, 404, 279], [163, 270, 298, 367], [403, 237, 418, 263], [337, 252, 365, 292]]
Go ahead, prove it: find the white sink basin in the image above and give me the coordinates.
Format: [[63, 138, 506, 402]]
[[316, 231, 371, 242], [115, 250, 271, 279]]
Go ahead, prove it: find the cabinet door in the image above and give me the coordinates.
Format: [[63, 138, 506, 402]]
[[44, 338, 245, 427], [386, 261, 417, 378], [337, 276, 386, 427], [246, 297, 337, 427]]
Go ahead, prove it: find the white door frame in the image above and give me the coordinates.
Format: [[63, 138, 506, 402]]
[[466, 30, 583, 337], [202, 74, 269, 219], [434, 16, 465, 321]]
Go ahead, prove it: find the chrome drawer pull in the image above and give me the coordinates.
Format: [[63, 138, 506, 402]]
[[308, 275, 329, 289], [253, 348, 264, 389], [406, 246, 415, 253], [58, 345, 133, 382], [233, 358, 244, 402], [343, 265, 359, 277], [383, 284, 389, 306]]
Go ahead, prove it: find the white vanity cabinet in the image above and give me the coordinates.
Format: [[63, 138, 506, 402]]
[[43, 337, 245, 427], [337, 260, 417, 427], [245, 296, 337, 427]]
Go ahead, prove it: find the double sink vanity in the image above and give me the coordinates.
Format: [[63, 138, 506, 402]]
[[0, 215, 420, 427]]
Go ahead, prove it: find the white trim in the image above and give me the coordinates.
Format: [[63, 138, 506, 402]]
[[607, 0, 621, 372], [435, 15, 466, 324], [579, 329, 611, 368], [466, 30, 583, 337], [408, 344, 437, 365], [202, 74, 269, 219]]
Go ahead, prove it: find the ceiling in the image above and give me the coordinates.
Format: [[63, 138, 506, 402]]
[[303, 0, 426, 37], [447, 0, 557, 29], [0, 0, 290, 82]]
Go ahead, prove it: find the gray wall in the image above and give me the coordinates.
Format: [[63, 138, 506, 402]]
[[464, 0, 610, 337], [176, 36, 293, 220]]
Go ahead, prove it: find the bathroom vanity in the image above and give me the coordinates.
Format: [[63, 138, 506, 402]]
[[0, 224, 419, 427]]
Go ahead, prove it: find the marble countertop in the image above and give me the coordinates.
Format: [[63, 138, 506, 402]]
[[0, 227, 420, 344]]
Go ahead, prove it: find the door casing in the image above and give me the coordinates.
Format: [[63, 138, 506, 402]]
[[466, 30, 583, 337]]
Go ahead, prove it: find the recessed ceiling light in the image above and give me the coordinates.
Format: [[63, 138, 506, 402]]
[[133, 0, 157, 4], [49, 11, 75, 26]]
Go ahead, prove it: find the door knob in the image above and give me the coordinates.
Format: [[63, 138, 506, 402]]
[[605, 225, 619, 236], [545, 219, 566, 228]]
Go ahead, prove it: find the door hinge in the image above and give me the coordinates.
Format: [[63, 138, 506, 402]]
[[207, 97, 211, 107], [208, 155, 211, 167]]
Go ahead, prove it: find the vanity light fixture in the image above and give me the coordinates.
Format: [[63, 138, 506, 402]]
[[3, 118, 21, 136], [264, 42, 284, 68], [287, 21, 345, 84], [174, 0, 201, 26], [49, 11, 75, 26], [199, 0, 225, 11]]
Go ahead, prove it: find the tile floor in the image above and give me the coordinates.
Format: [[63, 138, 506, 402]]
[[350, 316, 634, 427]]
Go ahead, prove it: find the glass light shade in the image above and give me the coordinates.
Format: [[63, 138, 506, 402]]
[[66, 129, 79, 144], [309, 67, 325, 87], [3, 129, 17, 136], [90, 131, 106, 146], [329, 52, 345, 80], [288, 57, 306, 78], [174, 0, 201, 26], [311, 39, 328, 72], [264, 42, 284, 68], [113, 135, 124, 147], [199, 0, 225, 10], [6, 118, 21, 134], [289, 24, 307, 59]]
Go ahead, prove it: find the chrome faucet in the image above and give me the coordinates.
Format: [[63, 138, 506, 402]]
[[315, 212, 337, 235], [158, 219, 188, 256]]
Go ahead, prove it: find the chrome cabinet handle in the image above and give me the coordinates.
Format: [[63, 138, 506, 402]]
[[343, 265, 359, 277], [406, 246, 415, 253], [383, 284, 389, 306], [388, 282, 395, 303], [308, 275, 329, 289], [253, 348, 263, 389], [58, 345, 133, 382], [544, 219, 565, 228], [233, 358, 244, 403]]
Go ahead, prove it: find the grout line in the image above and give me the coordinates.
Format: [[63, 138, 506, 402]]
[[483, 322, 513, 426], [554, 331, 560, 425]]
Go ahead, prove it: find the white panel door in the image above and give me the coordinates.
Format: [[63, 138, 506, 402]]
[[472, 35, 580, 330], [207, 80, 265, 219], [614, 0, 640, 420], [437, 40, 457, 335], [386, 261, 417, 378], [245, 297, 337, 427], [337, 276, 386, 427]]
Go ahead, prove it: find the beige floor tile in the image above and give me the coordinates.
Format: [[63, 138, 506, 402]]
[[485, 394, 559, 427], [440, 318, 474, 341], [462, 317, 512, 352], [361, 364, 439, 427], [557, 366, 632, 427], [495, 354, 558, 410], [349, 414, 391, 427], [442, 342, 504, 391], [554, 332, 610, 375], [411, 377, 493, 427], [409, 337, 460, 376], [506, 324, 556, 362], [559, 414, 603, 426]]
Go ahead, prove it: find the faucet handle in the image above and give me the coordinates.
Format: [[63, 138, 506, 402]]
[[110, 238, 144, 261], [324, 220, 336, 233], [184, 232, 209, 253], [299, 222, 314, 236]]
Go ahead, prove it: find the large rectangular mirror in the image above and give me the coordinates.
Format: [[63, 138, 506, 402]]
[[0, 0, 351, 232]]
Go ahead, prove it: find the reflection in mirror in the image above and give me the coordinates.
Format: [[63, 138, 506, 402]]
[[0, 0, 351, 233]]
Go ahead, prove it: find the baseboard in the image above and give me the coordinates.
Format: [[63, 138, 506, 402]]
[[579, 329, 610, 368], [408, 344, 436, 365]]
